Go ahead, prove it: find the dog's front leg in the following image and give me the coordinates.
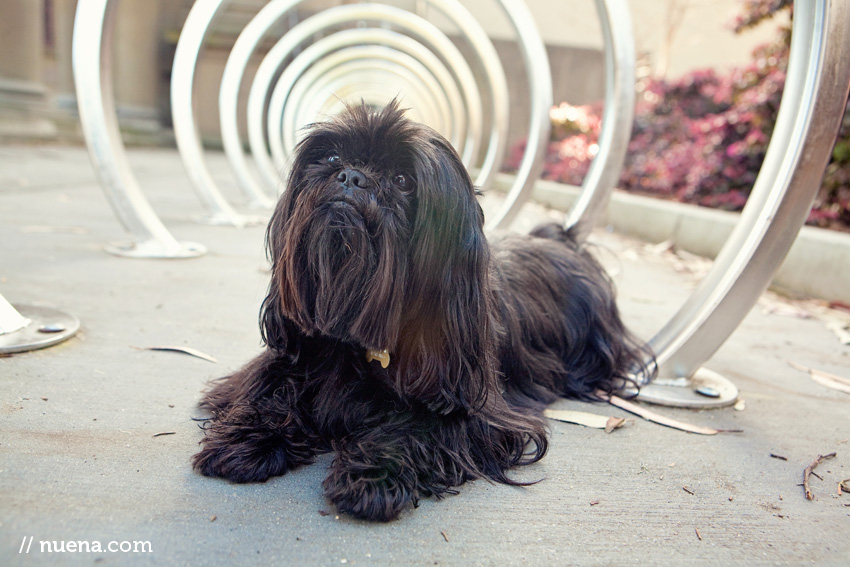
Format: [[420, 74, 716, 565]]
[[192, 350, 320, 483], [322, 411, 473, 522], [322, 428, 425, 522]]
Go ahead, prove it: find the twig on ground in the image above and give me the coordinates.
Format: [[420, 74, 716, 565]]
[[604, 394, 729, 435], [803, 452, 836, 500]]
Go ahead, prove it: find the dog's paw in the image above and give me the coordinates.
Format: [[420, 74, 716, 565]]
[[192, 436, 292, 483], [323, 470, 416, 522], [323, 446, 423, 522]]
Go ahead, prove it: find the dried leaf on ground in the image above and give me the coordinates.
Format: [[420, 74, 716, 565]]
[[133, 345, 218, 363], [788, 361, 850, 395], [605, 416, 626, 433], [605, 395, 721, 435], [543, 409, 625, 433]]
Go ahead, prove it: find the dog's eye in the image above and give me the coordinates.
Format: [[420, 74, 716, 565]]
[[392, 173, 411, 189], [324, 151, 340, 165]]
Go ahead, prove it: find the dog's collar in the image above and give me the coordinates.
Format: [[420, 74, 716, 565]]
[[366, 349, 390, 369]]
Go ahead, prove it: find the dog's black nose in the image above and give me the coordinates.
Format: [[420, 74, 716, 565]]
[[337, 168, 368, 190]]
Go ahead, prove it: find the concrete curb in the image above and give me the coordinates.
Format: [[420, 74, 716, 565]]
[[493, 174, 850, 303]]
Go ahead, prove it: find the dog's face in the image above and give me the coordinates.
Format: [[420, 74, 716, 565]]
[[262, 101, 493, 412]]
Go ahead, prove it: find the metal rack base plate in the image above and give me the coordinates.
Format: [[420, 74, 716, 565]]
[[0, 305, 81, 354], [635, 368, 739, 409]]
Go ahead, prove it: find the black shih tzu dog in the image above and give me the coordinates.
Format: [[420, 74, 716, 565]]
[[193, 100, 653, 521]]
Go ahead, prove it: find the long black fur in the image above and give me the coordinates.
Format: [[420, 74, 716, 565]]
[[193, 101, 654, 521]]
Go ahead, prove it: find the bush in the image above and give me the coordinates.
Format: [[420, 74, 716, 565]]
[[504, 0, 850, 231]]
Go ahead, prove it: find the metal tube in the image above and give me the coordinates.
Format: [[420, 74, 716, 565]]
[[72, 0, 205, 258], [482, 0, 552, 230], [170, 0, 261, 227], [248, 25, 468, 190], [279, 53, 450, 150], [276, 42, 450, 155], [218, 0, 301, 209], [262, 4, 483, 175], [0, 293, 30, 335], [563, 0, 635, 241], [423, 0, 510, 191]]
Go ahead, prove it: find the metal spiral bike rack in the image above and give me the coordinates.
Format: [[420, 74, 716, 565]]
[[65, 0, 850, 408]]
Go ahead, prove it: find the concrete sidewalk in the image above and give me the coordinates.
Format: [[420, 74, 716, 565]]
[[1, 145, 848, 566]]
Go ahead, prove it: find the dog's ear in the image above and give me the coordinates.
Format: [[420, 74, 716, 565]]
[[260, 205, 299, 354], [259, 278, 302, 355], [395, 133, 496, 415]]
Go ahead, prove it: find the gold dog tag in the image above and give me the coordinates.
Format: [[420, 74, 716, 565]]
[[366, 349, 390, 369]]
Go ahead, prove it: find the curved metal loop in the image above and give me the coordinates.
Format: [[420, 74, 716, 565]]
[[389, 0, 511, 191], [218, 0, 503, 205], [72, 0, 205, 258], [249, 26, 468, 190], [276, 40, 451, 154], [286, 55, 447, 132], [280, 50, 451, 152], [171, 0, 264, 226], [219, 0, 300, 209], [563, 0, 636, 242], [295, 69, 442, 128], [481, 0, 552, 230], [638, 0, 850, 406], [260, 3, 484, 177], [278, 32, 463, 154]]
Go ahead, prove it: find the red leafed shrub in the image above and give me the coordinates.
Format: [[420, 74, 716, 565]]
[[504, 0, 850, 231]]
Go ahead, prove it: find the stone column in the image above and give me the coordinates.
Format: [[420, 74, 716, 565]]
[[0, 0, 57, 140], [52, 0, 80, 113], [112, 0, 166, 141]]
